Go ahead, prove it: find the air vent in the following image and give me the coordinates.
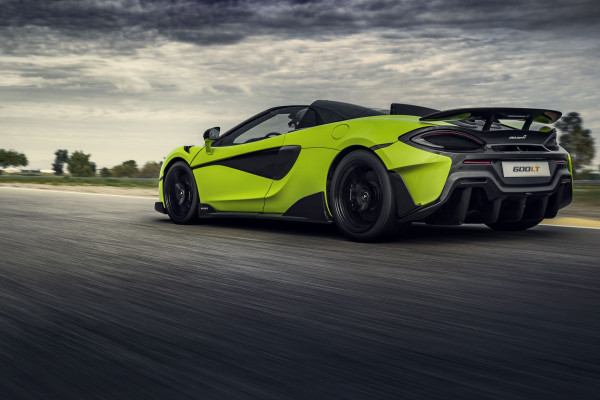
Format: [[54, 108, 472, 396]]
[[491, 145, 548, 152], [410, 130, 485, 151]]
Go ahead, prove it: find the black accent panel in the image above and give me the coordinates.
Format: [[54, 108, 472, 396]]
[[391, 103, 439, 117], [417, 178, 572, 225], [183, 145, 195, 153], [309, 100, 386, 125], [420, 107, 562, 128], [198, 203, 218, 215], [370, 143, 394, 151], [401, 125, 559, 150], [497, 197, 526, 222], [389, 172, 420, 217], [283, 192, 330, 222], [192, 146, 301, 181], [271, 146, 301, 180], [154, 202, 167, 214], [523, 196, 548, 221]]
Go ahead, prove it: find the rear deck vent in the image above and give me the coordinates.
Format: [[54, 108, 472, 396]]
[[491, 145, 548, 152]]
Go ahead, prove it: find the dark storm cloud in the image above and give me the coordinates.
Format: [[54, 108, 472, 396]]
[[2, 0, 599, 49]]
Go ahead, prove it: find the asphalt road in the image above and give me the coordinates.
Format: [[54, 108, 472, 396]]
[[1, 187, 599, 399]]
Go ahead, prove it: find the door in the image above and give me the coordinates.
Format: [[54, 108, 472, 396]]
[[191, 106, 306, 212]]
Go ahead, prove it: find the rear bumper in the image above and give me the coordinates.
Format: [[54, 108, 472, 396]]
[[400, 161, 572, 225]]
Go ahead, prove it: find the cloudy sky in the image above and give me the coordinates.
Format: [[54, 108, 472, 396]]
[[1, 0, 599, 170]]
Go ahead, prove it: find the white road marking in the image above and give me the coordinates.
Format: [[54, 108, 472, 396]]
[[539, 224, 600, 231], [2, 186, 599, 231], [0, 186, 154, 200]]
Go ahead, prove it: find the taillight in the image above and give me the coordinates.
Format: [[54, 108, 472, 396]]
[[410, 130, 485, 151]]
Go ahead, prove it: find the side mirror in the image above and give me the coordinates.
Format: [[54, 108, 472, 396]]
[[203, 127, 220, 155], [203, 127, 220, 141]]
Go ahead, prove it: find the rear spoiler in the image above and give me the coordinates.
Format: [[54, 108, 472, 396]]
[[419, 107, 562, 131]]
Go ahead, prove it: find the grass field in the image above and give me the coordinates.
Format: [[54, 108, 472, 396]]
[[573, 186, 600, 206], [0, 176, 158, 189], [1, 175, 599, 207]]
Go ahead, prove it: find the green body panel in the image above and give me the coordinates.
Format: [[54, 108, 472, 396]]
[[194, 166, 272, 212], [282, 115, 434, 150], [336, 117, 451, 208], [192, 135, 285, 167], [158, 116, 449, 214], [333, 116, 434, 149], [375, 142, 452, 206], [282, 122, 337, 148], [191, 135, 285, 212], [264, 147, 337, 213], [568, 153, 574, 193], [267, 116, 439, 214]]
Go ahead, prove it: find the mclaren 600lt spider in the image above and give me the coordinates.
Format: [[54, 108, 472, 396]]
[[155, 100, 572, 241]]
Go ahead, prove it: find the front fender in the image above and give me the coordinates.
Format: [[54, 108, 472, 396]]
[[158, 146, 204, 205]]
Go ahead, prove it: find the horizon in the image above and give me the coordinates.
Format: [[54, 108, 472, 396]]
[[2, 0, 599, 170]]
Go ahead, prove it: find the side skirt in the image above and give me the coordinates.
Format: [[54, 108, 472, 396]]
[[197, 192, 332, 224]]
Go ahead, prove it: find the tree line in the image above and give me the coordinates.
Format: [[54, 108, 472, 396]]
[[0, 111, 597, 177], [52, 150, 162, 178], [0, 149, 28, 169], [557, 112, 595, 173]]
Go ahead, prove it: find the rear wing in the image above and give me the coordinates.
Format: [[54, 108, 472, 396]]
[[419, 107, 562, 131]]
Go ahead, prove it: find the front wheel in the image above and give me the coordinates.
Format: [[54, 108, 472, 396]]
[[329, 150, 398, 241], [164, 161, 199, 224], [485, 219, 543, 231]]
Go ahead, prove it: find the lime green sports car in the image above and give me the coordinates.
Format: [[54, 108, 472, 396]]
[[155, 100, 572, 241]]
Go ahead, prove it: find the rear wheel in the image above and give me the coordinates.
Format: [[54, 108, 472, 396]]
[[329, 150, 398, 241], [485, 219, 543, 231], [164, 161, 199, 224]]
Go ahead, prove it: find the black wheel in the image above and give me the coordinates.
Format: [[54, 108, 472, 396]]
[[485, 219, 543, 231], [164, 161, 199, 224], [329, 150, 398, 241]]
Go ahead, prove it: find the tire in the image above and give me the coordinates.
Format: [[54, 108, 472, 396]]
[[164, 161, 200, 224], [485, 219, 543, 231], [329, 150, 398, 241]]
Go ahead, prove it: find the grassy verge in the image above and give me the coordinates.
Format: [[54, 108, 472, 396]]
[[573, 186, 600, 206], [0, 176, 158, 189], [2, 176, 599, 206]]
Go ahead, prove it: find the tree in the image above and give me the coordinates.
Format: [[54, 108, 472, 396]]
[[137, 161, 162, 178], [67, 151, 96, 177], [52, 149, 69, 175], [557, 112, 595, 172], [100, 167, 112, 178], [0, 149, 28, 170], [112, 160, 139, 178]]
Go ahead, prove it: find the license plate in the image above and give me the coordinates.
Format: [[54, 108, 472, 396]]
[[502, 161, 550, 177]]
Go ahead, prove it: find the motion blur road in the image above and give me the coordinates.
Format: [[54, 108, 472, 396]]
[[1, 187, 599, 399]]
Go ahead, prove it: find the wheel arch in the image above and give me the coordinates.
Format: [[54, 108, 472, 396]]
[[162, 156, 188, 177], [325, 145, 419, 221], [325, 145, 382, 216], [161, 159, 200, 224], [159, 156, 190, 204]]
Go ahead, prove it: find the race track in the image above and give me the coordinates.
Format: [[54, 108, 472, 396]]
[[1, 187, 599, 399]]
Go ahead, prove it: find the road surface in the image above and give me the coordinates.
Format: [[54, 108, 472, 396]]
[[1, 187, 599, 399]]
